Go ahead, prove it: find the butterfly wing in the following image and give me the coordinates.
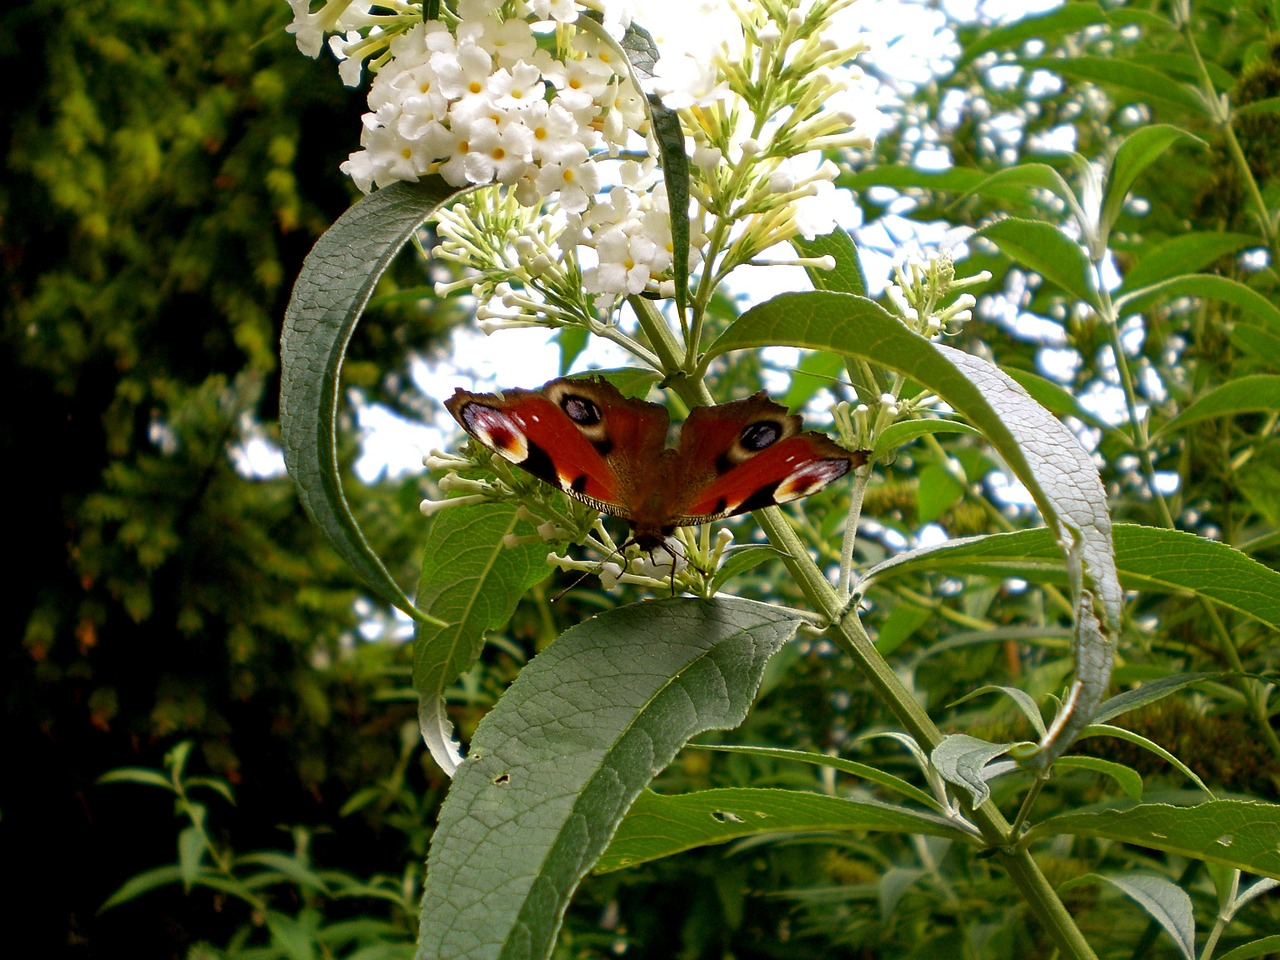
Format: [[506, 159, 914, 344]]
[[668, 392, 866, 526], [444, 377, 669, 522]]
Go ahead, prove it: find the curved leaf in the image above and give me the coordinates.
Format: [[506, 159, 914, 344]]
[[418, 597, 801, 960], [705, 291, 1121, 769], [1157, 375, 1280, 437], [976, 218, 1095, 304], [414, 503, 554, 775], [1031, 799, 1280, 880], [1101, 125, 1203, 238], [596, 786, 967, 873], [1090, 874, 1195, 960], [1023, 56, 1205, 114], [1115, 273, 1280, 334], [867, 523, 1280, 631], [1118, 232, 1260, 294], [280, 177, 464, 624]]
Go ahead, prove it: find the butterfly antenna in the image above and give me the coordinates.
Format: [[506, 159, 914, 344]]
[[549, 542, 625, 603]]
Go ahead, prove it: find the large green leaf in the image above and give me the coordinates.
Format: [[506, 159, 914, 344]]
[[1116, 273, 1280, 334], [1031, 800, 1280, 880], [957, 3, 1172, 67], [596, 787, 967, 873], [414, 503, 554, 775], [280, 177, 465, 625], [705, 291, 1121, 768], [417, 598, 801, 960], [867, 523, 1280, 631]]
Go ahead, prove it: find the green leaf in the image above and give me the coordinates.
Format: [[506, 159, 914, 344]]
[[957, 4, 1114, 67], [1157, 375, 1280, 437], [1102, 125, 1203, 238], [1087, 874, 1195, 960], [646, 93, 691, 322], [706, 291, 1121, 768], [1053, 756, 1144, 800], [96, 768, 175, 792], [976, 218, 1095, 304], [689, 743, 942, 811], [707, 545, 788, 596], [868, 523, 1280, 632], [280, 177, 464, 625], [1003, 367, 1115, 434], [1218, 936, 1280, 960], [1023, 56, 1205, 114], [618, 20, 659, 78], [915, 462, 966, 524], [873, 419, 981, 458], [1116, 273, 1280, 334], [177, 825, 205, 891], [793, 229, 866, 297], [99, 864, 185, 912], [1118, 232, 1260, 294], [413, 503, 553, 775], [596, 787, 967, 873], [1080, 723, 1212, 794], [950, 163, 1078, 216], [418, 598, 801, 960], [951, 685, 1047, 737], [1094, 672, 1227, 724], [1032, 800, 1280, 880], [930, 735, 1016, 807]]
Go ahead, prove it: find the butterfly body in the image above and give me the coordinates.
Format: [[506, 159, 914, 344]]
[[445, 377, 865, 550]]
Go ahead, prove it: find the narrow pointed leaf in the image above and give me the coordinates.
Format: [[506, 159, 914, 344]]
[[1101, 125, 1202, 237], [1053, 757, 1144, 800], [414, 503, 553, 776], [1218, 936, 1280, 960], [596, 787, 967, 873], [418, 598, 801, 960], [1118, 233, 1260, 294], [977, 218, 1095, 304], [280, 177, 464, 624], [870, 523, 1280, 631], [793, 229, 866, 297], [1116, 273, 1280, 333], [706, 291, 1121, 768], [1091, 874, 1195, 960], [1023, 56, 1204, 114], [1157, 375, 1280, 437]]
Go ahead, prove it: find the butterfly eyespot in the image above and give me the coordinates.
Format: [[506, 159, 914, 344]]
[[740, 420, 782, 451], [562, 394, 603, 426]]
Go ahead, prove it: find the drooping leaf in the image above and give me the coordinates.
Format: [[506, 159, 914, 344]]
[[1117, 232, 1260, 294], [418, 598, 801, 960], [596, 787, 967, 873], [706, 291, 1121, 768], [931, 735, 1017, 808], [280, 177, 465, 624], [1033, 800, 1280, 880], [868, 524, 1280, 632], [1081, 874, 1196, 960], [1023, 56, 1205, 114], [414, 503, 554, 775]]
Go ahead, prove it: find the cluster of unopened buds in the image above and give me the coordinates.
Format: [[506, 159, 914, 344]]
[[421, 448, 740, 595], [887, 253, 990, 340]]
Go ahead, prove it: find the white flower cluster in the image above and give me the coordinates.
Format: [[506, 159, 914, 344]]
[[334, 3, 645, 199]]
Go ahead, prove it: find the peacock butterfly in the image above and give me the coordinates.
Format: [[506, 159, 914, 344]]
[[445, 376, 867, 551]]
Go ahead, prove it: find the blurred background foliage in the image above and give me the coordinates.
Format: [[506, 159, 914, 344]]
[[4, 0, 1279, 957]]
